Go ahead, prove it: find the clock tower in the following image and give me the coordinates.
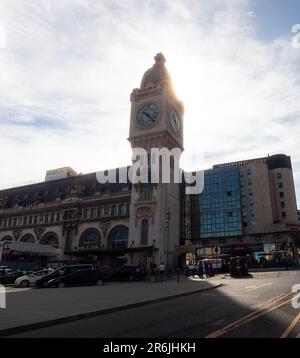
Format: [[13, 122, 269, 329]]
[[128, 53, 184, 268]]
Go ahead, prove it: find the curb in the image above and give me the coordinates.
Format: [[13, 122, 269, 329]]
[[0, 283, 222, 337]]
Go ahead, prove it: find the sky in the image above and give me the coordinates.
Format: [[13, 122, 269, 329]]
[[0, 0, 300, 205]]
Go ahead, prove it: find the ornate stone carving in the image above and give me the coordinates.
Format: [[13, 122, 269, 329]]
[[99, 219, 111, 237], [68, 184, 86, 198], [131, 83, 162, 102], [34, 227, 46, 240], [12, 229, 23, 241], [0, 195, 8, 209], [135, 206, 154, 226]]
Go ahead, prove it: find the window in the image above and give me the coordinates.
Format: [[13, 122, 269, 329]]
[[278, 182, 283, 189], [248, 178, 253, 185], [242, 211, 247, 217], [251, 220, 256, 226], [247, 169, 252, 176], [249, 189, 254, 196], [50, 213, 55, 223], [277, 173, 282, 179], [240, 171, 244, 177], [242, 199, 246, 208], [280, 202, 285, 209], [279, 192, 284, 199], [83, 209, 89, 219], [241, 191, 246, 197], [227, 191, 232, 197], [141, 219, 149, 246], [90, 208, 96, 219], [112, 206, 118, 216], [250, 199, 254, 206], [282, 212, 286, 219], [97, 207, 101, 218], [250, 210, 255, 217]]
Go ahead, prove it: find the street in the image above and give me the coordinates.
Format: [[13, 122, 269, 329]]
[[5, 270, 300, 338]]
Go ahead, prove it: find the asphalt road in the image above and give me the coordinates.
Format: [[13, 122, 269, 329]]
[[6, 270, 300, 338]]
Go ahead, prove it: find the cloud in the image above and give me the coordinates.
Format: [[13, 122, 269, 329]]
[[0, 0, 300, 206]]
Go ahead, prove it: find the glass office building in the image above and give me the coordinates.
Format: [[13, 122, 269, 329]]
[[200, 167, 242, 239]]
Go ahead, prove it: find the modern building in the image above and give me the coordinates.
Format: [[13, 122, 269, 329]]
[[0, 53, 299, 269], [181, 154, 300, 266]]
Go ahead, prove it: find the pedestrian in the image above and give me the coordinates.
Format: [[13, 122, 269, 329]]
[[204, 260, 209, 278], [285, 257, 289, 271], [197, 261, 203, 278], [209, 262, 214, 277], [159, 262, 166, 282], [149, 262, 157, 281]]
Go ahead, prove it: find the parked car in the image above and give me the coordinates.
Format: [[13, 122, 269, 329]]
[[0, 268, 11, 285], [110, 265, 147, 281], [15, 270, 50, 287], [229, 257, 249, 276], [47, 269, 109, 288], [36, 264, 93, 288], [0, 269, 27, 285]]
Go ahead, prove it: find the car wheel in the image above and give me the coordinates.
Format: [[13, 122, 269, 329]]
[[20, 280, 30, 288], [42, 281, 48, 288], [96, 279, 104, 286], [129, 274, 134, 281], [57, 282, 66, 288]]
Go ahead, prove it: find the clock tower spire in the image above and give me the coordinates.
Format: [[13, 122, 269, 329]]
[[128, 53, 184, 152]]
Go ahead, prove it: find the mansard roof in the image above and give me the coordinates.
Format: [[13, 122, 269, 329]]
[[0, 169, 131, 210]]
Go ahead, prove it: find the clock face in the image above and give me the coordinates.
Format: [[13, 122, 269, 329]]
[[170, 110, 181, 134], [137, 103, 159, 128]]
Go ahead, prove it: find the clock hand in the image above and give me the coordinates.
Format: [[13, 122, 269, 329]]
[[143, 111, 155, 121]]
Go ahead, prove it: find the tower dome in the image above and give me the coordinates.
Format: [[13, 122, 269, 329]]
[[140, 53, 172, 89]]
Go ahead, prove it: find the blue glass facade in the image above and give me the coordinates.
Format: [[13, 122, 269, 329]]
[[200, 167, 242, 239]]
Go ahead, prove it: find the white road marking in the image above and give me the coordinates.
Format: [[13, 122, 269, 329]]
[[201, 293, 258, 298], [5, 287, 32, 293], [245, 282, 273, 292]]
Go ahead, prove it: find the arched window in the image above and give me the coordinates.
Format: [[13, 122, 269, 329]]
[[110, 227, 129, 249], [19, 234, 35, 244], [0, 236, 13, 242], [79, 229, 102, 250], [40, 233, 59, 248]]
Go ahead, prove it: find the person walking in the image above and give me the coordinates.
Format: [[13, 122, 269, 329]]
[[149, 261, 157, 281], [159, 262, 166, 282]]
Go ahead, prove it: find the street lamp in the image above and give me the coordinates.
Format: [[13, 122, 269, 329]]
[[165, 210, 171, 266]]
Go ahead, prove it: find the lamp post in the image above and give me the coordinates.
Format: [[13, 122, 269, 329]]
[[152, 239, 156, 264], [130, 240, 134, 264], [165, 210, 171, 267]]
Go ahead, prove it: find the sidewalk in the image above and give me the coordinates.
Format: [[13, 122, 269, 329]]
[[249, 267, 300, 273], [0, 277, 222, 337]]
